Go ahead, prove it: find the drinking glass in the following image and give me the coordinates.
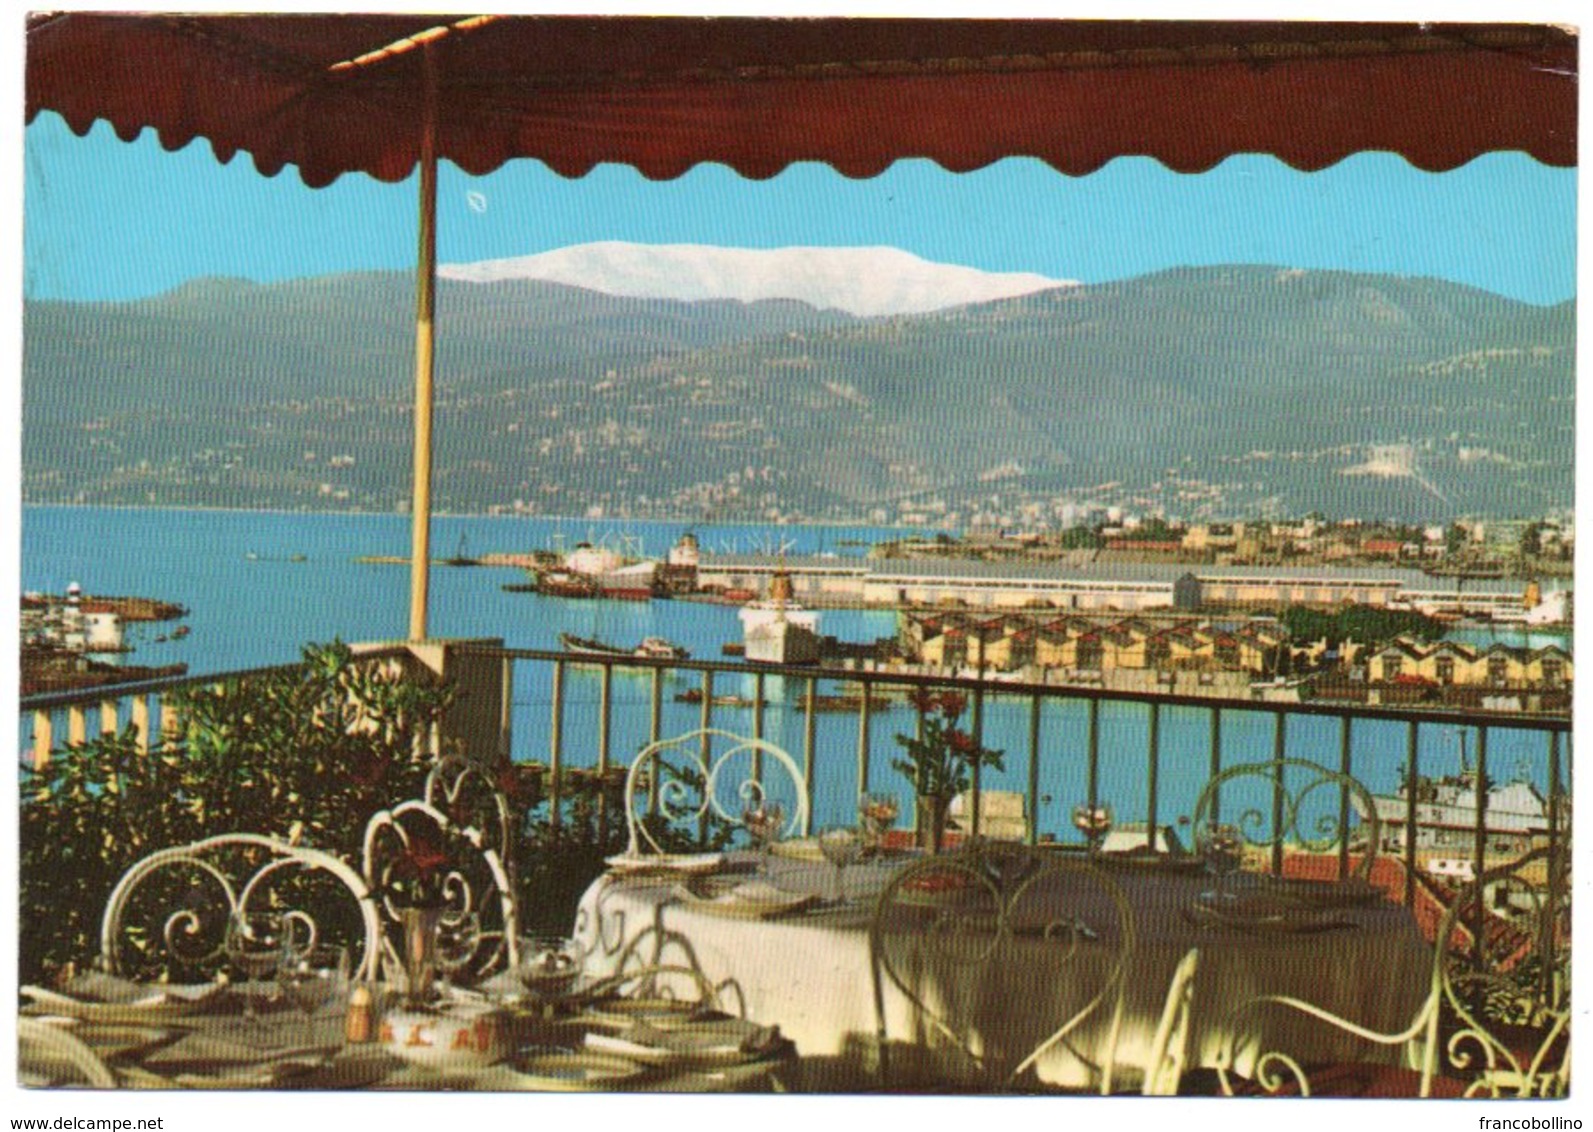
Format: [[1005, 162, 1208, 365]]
[[435, 911, 484, 993], [517, 935, 585, 1004], [1071, 802, 1115, 856], [224, 910, 288, 1017], [817, 826, 864, 901], [858, 793, 900, 855], [277, 944, 349, 1045], [742, 800, 786, 873], [1195, 821, 1245, 901]]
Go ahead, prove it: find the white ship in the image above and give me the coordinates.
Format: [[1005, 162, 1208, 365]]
[[1354, 731, 1555, 854], [738, 569, 821, 664]]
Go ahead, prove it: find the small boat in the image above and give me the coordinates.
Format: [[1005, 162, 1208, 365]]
[[443, 534, 481, 567], [635, 636, 691, 660], [536, 571, 601, 599], [560, 633, 690, 660], [674, 688, 755, 707], [171, 625, 190, 639]]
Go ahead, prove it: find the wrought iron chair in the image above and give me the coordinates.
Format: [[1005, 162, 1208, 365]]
[[869, 844, 1135, 1093], [621, 728, 809, 856], [362, 755, 520, 984], [100, 833, 383, 983], [1188, 757, 1382, 881], [576, 922, 732, 1017], [17, 1018, 119, 1089], [1212, 847, 1569, 1098], [1141, 948, 1201, 1096]]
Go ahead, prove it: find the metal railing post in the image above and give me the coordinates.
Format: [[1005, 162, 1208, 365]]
[[548, 659, 566, 834], [971, 685, 985, 839], [1337, 716, 1352, 882], [698, 678, 713, 846], [1209, 708, 1222, 821], [1085, 697, 1100, 814], [597, 663, 613, 776], [1471, 726, 1490, 967], [1027, 695, 1042, 846], [752, 671, 766, 784], [856, 682, 871, 796], [1548, 728, 1563, 893], [1146, 701, 1160, 853], [648, 668, 664, 816], [1404, 722, 1419, 907], [1271, 713, 1285, 876], [803, 677, 818, 836]]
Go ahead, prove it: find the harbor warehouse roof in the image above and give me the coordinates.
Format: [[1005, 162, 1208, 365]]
[[698, 555, 1533, 595]]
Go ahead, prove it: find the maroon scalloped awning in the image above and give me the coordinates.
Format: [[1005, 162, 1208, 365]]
[[26, 14, 1578, 187]]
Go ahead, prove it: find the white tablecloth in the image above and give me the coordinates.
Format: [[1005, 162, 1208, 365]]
[[573, 851, 1434, 1090]]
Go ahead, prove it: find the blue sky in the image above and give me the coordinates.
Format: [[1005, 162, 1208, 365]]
[[22, 111, 1577, 306]]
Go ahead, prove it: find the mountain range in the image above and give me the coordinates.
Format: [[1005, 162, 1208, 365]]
[[22, 251, 1574, 524], [438, 242, 1071, 317]]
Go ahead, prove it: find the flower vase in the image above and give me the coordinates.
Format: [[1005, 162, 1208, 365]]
[[916, 795, 949, 854], [399, 905, 443, 1007]]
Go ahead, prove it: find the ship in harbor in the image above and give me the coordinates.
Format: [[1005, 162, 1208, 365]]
[[521, 541, 660, 600], [738, 568, 821, 664], [559, 632, 690, 660], [1353, 731, 1556, 856]]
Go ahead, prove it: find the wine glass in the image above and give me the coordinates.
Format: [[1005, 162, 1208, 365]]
[[434, 910, 483, 993], [1071, 802, 1115, 857], [517, 935, 584, 1005], [818, 826, 864, 902], [224, 910, 288, 1017], [1195, 821, 1245, 902], [858, 793, 900, 855], [277, 944, 349, 1045], [742, 800, 786, 873]]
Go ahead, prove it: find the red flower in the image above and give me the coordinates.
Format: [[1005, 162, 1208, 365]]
[[938, 692, 967, 719], [946, 729, 976, 754], [494, 761, 541, 807], [346, 749, 389, 788], [908, 688, 939, 714], [404, 834, 450, 877]]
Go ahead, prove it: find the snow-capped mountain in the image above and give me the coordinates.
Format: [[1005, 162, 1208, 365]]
[[438, 242, 1072, 317]]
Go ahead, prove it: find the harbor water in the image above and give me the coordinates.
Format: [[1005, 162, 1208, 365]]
[[20, 506, 1569, 842]]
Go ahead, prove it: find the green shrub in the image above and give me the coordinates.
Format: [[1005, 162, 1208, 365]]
[[20, 642, 739, 984], [19, 641, 450, 984]]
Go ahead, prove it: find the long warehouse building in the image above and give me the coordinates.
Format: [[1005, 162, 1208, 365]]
[[693, 555, 1559, 620]]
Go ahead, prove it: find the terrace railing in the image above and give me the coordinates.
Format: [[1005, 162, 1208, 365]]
[[22, 639, 1571, 930]]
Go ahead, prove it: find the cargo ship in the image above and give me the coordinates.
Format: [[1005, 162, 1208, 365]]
[[515, 542, 660, 600]]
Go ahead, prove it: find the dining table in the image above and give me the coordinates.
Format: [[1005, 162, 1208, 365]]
[[19, 969, 796, 1092], [574, 843, 1436, 1091]]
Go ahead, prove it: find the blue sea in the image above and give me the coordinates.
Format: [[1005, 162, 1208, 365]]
[[20, 506, 1569, 841]]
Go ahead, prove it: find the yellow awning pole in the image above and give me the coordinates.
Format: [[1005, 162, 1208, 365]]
[[408, 42, 438, 641]]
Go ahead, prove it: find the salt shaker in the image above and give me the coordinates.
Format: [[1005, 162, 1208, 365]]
[[344, 983, 375, 1044]]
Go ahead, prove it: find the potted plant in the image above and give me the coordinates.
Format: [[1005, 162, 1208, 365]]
[[893, 690, 1004, 853]]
